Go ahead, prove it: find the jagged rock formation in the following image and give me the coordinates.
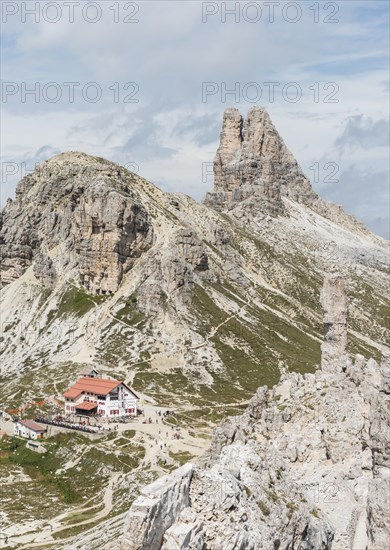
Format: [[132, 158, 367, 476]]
[[0, 153, 153, 293], [204, 107, 370, 234], [32, 251, 56, 289], [136, 228, 210, 313], [121, 277, 390, 549], [204, 107, 291, 214], [320, 274, 349, 372], [121, 463, 195, 550]]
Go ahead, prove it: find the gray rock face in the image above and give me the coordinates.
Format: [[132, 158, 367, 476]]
[[32, 251, 56, 288], [135, 227, 210, 314], [320, 274, 348, 372], [121, 463, 195, 550], [0, 152, 153, 294], [175, 229, 209, 273], [121, 277, 390, 550], [204, 107, 370, 234], [161, 508, 204, 550], [204, 107, 290, 214]]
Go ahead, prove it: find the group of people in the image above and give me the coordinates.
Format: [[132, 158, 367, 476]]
[[142, 409, 174, 425], [35, 416, 98, 433]]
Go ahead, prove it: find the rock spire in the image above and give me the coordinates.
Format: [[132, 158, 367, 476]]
[[203, 106, 313, 213], [320, 274, 349, 372]]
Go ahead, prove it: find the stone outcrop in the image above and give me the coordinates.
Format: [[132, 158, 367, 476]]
[[175, 229, 209, 273], [204, 106, 316, 214], [162, 508, 204, 550], [204, 107, 371, 234], [121, 277, 390, 549], [32, 251, 56, 288], [0, 152, 153, 294], [320, 273, 348, 372], [134, 226, 211, 315], [121, 463, 195, 550]]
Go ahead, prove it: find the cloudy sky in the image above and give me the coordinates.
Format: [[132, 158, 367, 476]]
[[1, 0, 389, 237]]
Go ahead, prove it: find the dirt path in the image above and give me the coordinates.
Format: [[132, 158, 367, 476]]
[[4, 400, 239, 548], [190, 298, 251, 350], [16, 473, 120, 549]]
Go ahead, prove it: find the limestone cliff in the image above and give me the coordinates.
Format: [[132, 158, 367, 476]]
[[204, 107, 293, 214], [320, 274, 349, 372], [120, 276, 390, 550], [204, 107, 371, 235], [0, 152, 153, 293]]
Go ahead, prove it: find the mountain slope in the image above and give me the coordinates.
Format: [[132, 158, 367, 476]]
[[119, 277, 390, 550], [1, 115, 388, 411], [0, 108, 389, 547]]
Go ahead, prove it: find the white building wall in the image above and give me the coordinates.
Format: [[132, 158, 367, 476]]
[[65, 384, 138, 417], [14, 422, 44, 440]]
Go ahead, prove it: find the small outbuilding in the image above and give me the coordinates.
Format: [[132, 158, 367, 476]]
[[14, 419, 47, 440], [79, 367, 100, 378]]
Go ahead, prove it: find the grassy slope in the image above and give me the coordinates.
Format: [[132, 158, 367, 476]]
[[0, 208, 388, 546]]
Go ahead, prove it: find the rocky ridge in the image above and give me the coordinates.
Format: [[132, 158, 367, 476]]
[[119, 275, 390, 550]]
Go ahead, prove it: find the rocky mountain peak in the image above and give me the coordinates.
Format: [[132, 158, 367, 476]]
[[204, 107, 371, 235], [204, 106, 312, 213], [0, 152, 153, 293]]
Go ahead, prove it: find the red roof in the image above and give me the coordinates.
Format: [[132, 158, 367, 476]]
[[75, 401, 98, 411], [64, 377, 139, 400], [19, 419, 46, 432], [64, 388, 83, 399], [64, 377, 120, 399]]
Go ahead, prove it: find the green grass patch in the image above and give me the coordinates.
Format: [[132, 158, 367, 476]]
[[169, 450, 194, 465], [115, 294, 146, 326], [57, 286, 107, 318], [4, 436, 78, 504]]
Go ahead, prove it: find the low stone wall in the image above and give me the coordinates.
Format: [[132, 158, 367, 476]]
[[45, 424, 108, 440], [26, 440, 47, 454]]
